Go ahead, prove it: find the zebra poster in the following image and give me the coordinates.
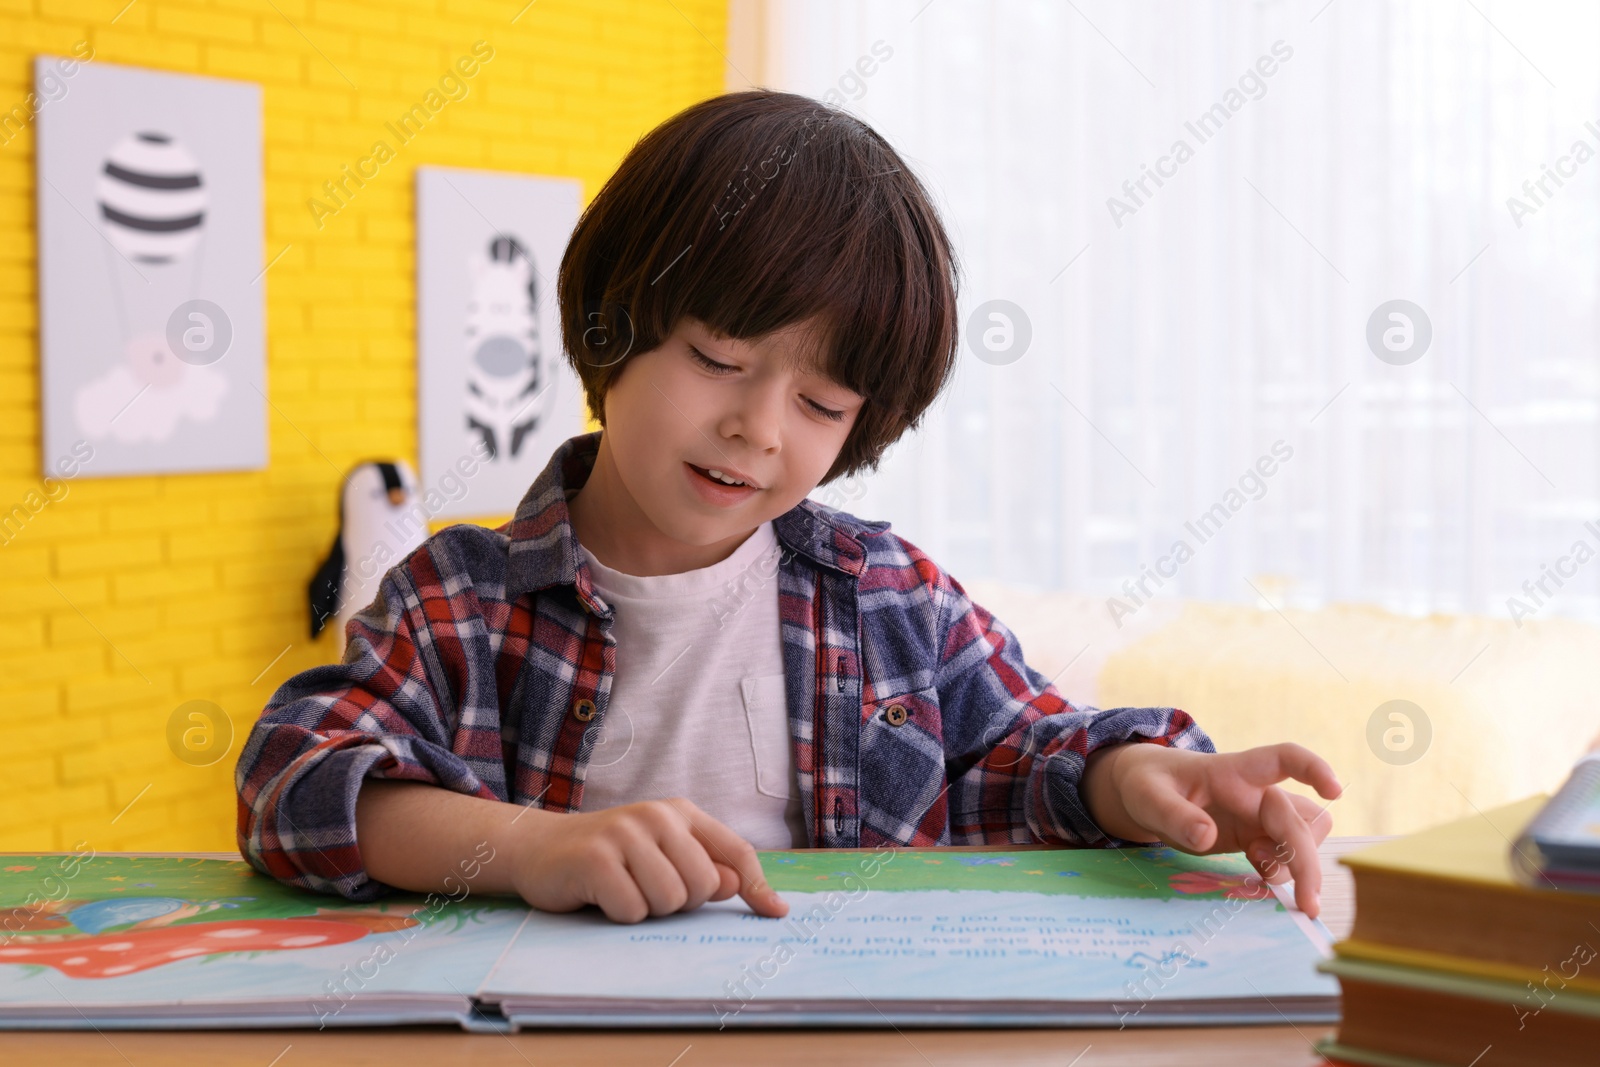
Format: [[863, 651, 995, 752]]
[[35, 58, 264, 478], [416, 166, 583, 520]]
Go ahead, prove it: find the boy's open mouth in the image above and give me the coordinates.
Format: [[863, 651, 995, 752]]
[[685, 462, 760, 497]]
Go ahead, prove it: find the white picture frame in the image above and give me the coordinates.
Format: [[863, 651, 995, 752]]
[[416, 165, 584, 520], [35, 58, 265, 478]]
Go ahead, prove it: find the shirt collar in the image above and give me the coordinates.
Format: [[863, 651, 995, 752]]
[[503, 430, 869, 611]]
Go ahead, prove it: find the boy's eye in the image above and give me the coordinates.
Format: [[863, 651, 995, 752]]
[[688, 345, 735, 373], [690, 344, 847, 422], [806, 399, 846, 422]]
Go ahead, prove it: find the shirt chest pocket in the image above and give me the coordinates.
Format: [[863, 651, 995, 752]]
[[740, 674, 799, 800]]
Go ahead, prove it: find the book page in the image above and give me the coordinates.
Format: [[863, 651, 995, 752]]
[[0, 853, 526, 1025], [483, 846, 1338, 1024]]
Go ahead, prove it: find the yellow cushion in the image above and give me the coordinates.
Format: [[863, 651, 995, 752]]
[[962, 581, 1599, 837]]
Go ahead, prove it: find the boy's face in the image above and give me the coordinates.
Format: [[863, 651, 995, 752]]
[[585, 315, 865, 570]]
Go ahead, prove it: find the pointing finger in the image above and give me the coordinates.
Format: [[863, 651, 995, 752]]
[[668, 799, 788, 918], [1259, 785, 1322, 917]]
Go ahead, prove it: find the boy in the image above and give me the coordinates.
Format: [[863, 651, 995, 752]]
[[236, 90, 1341, 926]]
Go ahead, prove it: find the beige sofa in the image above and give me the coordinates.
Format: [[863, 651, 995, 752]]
[[961, 581, 1600, 837]]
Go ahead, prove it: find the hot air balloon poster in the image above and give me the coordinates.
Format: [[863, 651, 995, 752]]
[[416, 166, 583, 520], [34, 58, 264, 478]]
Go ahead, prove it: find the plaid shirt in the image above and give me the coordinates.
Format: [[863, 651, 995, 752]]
[[236, 430, 1214, 901]]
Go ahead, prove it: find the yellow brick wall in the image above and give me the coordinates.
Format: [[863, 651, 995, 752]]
[[0, 0, 726, 852]]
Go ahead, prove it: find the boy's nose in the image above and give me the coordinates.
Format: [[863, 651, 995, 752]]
[[720, 388, 786, 451]]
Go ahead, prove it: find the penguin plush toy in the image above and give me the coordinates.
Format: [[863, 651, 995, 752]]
[[307, 460, 429, 657]]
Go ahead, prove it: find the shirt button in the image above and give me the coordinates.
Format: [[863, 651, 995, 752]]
[[884, 703, 908, 727], [572, 698, 596, 722]]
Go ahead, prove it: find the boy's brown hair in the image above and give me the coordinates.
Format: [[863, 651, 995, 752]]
[[557, 90, 961, 485]]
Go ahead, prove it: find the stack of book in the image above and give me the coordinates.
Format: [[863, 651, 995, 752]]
[[1316, 795, 1600, 1067]]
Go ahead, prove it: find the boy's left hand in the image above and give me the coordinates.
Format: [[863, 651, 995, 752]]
[[1081, 741, 1342, 917]]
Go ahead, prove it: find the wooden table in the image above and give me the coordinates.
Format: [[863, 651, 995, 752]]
[[0, 837, 1387, 1067]]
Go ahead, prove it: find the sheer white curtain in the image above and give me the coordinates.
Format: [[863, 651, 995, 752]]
[[778, 0, 1600, 623]]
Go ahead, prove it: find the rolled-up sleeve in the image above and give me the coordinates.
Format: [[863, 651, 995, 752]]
[[933, 570, 1215, 847], [234, 546, 501, 901]]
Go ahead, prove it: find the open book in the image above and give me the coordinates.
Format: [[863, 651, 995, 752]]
[[0, 844, 1336, 1030]]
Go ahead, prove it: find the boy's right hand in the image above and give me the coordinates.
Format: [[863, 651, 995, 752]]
[[507, 797, 789, 924]]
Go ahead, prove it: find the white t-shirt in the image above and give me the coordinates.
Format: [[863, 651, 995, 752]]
[[575, 521, 807, 848]]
